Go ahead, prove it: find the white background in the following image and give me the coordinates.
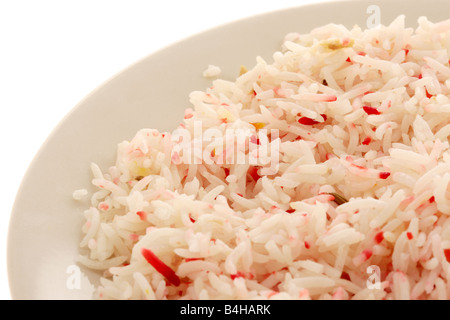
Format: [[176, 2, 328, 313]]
[[0, 0, 321, 300]]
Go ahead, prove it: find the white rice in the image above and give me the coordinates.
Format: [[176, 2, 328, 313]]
[[76, 15, 450, 300], [202, 64, 222, 78], [72, 188, 88, 201]]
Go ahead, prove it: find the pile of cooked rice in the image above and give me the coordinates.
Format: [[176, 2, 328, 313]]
[[75, 15, 450, 300]]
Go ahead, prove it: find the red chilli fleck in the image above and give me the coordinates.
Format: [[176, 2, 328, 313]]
[[374, 231, 384, 244], [298, 117, 320, 125], [141, 248, 180, 286], [136, 211, 147, 221], [230, 271, 246, 280], [444, 249, 450, 263], [351, 163, 367, 171], [304, 241, 311, 249], [362, 137, 372, 145], [379, 172, 391, 179], [98, 202, 109, 211], [429, 196, 435, 203], [129, 233, 139, 242], [362, 249, 373, 260], [248, 166, 261, 182], [184, 109, 193, 119], [250, 135, 260, 145], [363, 106, 381, 115], [298, 114, 327, 126], [406, 232, 414, 240], [340, 272, 351, 281]]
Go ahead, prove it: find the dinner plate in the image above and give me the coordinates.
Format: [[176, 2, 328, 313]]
[[7, 0, 450, 299]]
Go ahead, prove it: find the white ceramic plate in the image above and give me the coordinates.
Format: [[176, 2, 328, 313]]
[[7, 0, 450, 299]]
